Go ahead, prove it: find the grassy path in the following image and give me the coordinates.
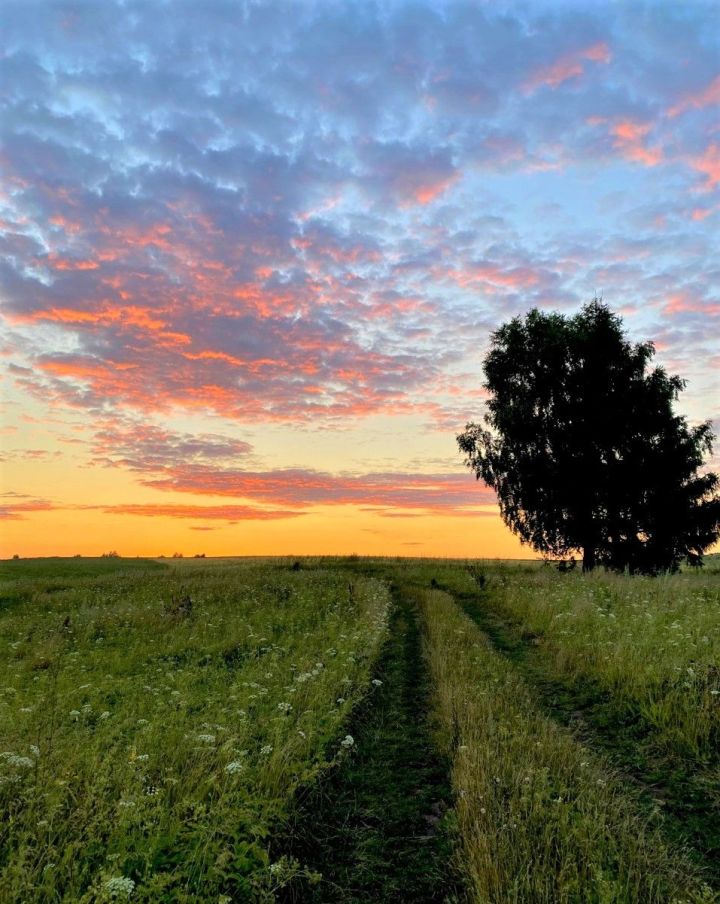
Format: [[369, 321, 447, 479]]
[[451, 581, 720, 889], [277, 580, 460, 903]]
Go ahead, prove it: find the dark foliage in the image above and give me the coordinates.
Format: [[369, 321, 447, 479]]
[[457, 300, 720, 573], [163, 593, 193, 619]]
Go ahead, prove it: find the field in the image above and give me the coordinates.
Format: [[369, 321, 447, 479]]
[[1, 556, 718, 903]]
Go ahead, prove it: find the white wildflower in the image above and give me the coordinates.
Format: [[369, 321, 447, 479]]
[[105, 876, 135, 898], [6, 755, 33, 769], [340, 735, 355, 749], [260, 744, 273, 756], [30, 745, 40, 757], [99, 711, 111, 720], [371, 679, 383, 687], [197, 734, 216, 744], [225, 761, 245, 775], [277, 702, 292, 714]]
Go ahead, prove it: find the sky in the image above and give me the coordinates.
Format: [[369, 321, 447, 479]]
[[1, 0, 719, 559]]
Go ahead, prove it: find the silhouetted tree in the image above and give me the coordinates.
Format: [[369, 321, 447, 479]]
[[457, 300, 720, 573]]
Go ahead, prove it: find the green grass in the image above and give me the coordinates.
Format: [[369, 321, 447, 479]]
[[1, 556, 719, 902], [0, 563, 390, 902], [419, 586, 714, 903], [0, 558, 168, 616], [0, 557, 167, 581], [450, 583, 720, 882], [420, 562, 720, 760]]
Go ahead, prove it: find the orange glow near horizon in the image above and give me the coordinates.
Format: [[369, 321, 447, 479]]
[[0, 506, 534, 560]]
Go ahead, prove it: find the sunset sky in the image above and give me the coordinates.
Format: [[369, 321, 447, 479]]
[[1, 0, 719, 558]]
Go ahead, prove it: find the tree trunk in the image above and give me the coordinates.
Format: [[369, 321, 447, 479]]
[[582, 545, 596, 572]]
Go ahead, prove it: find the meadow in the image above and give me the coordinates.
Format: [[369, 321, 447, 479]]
[[0, 556, 718, 902]]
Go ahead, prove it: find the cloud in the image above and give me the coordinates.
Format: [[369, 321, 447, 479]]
[[522, 42, 611, 93], [668, 74, 720, 118], [94, 503, 305, 521], [359, 140, 459, 207], [688, 144, 720, 190], [587, 118, 664, 168], [82, 415, 497, 515], [90, 421, 253, 472], [663, 292, 720, 317], [610, 120, 663, 167], [139, 463, 496, 515], [0, 498, 54, 520], [0, 0, 717, 447]]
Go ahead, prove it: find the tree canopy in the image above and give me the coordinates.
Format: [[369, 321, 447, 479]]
[[457, 300, 720, 573]]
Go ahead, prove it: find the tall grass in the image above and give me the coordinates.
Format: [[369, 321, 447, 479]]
[[420, 588, 714, 903], [464, 567, 720, 758], [0, 564, 390, 902]]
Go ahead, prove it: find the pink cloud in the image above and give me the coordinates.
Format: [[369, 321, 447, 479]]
[[90, 421, 253, 472], [411, 173, 459, 206], [663, 292, 720, 316], [522, 42, 611, 93], [668, 74, 720, 118], [690, 206, 715, 221], [445, 263, 541, 291], [610, 120, 663, 167], [95, 503, 305, 521], [688, 143, 720, 190], [82, 420, 499, 515], [138, 464, 497, 515], [0, 499, 54, 520]]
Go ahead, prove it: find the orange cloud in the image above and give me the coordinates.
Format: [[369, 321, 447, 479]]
[[46, 255, 99, 271], [25, 306, 169, 331]]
